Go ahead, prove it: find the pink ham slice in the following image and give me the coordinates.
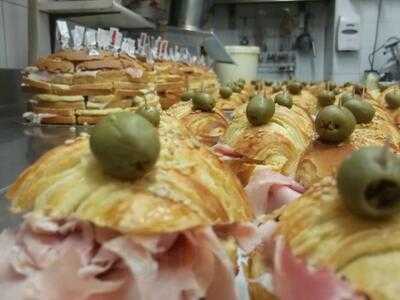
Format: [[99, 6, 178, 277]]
[[212, 144, 304, 215], [249, 229, 364, 300], [211, 143, 246, 160], [272, 236, 364, 300], [245, 167, 304, 216], [126, 68, 144, 79], [0, 214, 246, 300]]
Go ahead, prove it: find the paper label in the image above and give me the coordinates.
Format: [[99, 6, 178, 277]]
[[160, 40, 169, 60], [98, 28, 111, 50], [56, 20, 70, 49], [121, 38, 136, 57], [84, 29, 99, 56], [72, 25, 85, 50], [110, 27, 122, 51]]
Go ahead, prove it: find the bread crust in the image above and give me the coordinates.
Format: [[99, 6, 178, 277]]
[[7, 115, 253, 234], [36, 57, 74, 73]]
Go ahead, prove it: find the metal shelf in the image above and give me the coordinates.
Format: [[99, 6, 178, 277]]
[[39, 0, 155, 29], [214, 0, 323, 3]]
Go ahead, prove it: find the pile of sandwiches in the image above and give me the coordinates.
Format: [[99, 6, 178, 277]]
[[22, 49, 219, 125]]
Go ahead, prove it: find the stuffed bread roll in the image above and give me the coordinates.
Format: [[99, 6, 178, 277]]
[[290, 89, 319, 116], [376, 85, 400, 126], [212, 101, 312, 217], [3, 113, 254, 300], [215, 93, 244, 120], [296, 99, 400, 189], [218, 103, 313, 177], [167, 101, 228, 147], [248, 147, 400, 300]]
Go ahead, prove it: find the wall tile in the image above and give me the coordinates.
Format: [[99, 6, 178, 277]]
[[0, 0, 7, 67], [2, 0, 26, 7], [3, 0, 28, 68], [332, 73, 361, 84], [212, 2, 328, 81], [38, 11, 51, 58]]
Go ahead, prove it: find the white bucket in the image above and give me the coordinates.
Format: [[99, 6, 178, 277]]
[[215, 46, 260, 84]]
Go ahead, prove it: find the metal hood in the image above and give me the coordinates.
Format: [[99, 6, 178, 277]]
[[168, 0, 234, 64]]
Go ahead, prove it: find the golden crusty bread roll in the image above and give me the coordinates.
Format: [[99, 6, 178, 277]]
[[291, 89, 319, 116], [51, 49, 107, 62], [167, 101, 228, 146], [35, 57, 75, 73], [276, 177, 400, 300], [296, 99, 400, 189], [7, 115, 252, 234], [215, 94, 244, 119], [220, 103, 313, 176], [247, 175, 400, 300], [32, 94, 85, 109], [30, 106, 77, 124]]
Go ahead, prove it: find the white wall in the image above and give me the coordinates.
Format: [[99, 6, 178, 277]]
[[328, 0, 400, 83], [0, 0, 50, 69], [209, 2, 330, 82]]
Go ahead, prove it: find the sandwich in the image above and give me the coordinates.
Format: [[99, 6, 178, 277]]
[[218, 103, 313, 177], [296, 98, 400, 189], [75, 107, 124, 125], [167, 101, 228, 147], [3, 112, 255, 299], [247, 146, 400, 300]]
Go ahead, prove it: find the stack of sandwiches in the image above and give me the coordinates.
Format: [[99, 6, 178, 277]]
[[23, 49, 218, 125]]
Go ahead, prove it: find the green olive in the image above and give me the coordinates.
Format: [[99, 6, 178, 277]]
[[90, 112, 160, 180], [343, 100, 375, 124], [337, 146, 400, 218], [227, 82, 237, 89], [354, 84, 364, 95], [315, 105, 356, 143], [287, 81, 302, 95], [326, 81, 337, 91], [318, 90, 336, 107], [264, 81, 273, 86], [238, 78, 246, 85], [378, 83, 388, 92], [333, 88, 341, 96], [232, 85, 242, 93], [136, 105, 160, 127], [220, 86, 233, 99], [181, 91, 195, 102], [193, 93, 215, 112], [275, 92, 293, 109], [251, 80, 257, 86], [246, 95, 275, 126], [340, 92, 359, 105], [385, 90, 400, 109], [343, 82, 352, 88], [272, 84, 282, 93]]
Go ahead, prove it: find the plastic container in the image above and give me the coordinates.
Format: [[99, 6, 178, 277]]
[[214, 46, 260, 84]]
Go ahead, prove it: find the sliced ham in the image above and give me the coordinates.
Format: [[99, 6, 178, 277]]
[[245, 167, 304, 215], [215, 222, 278, 254], [0, 214, 251, 300], [273, 236, 363, 300], [126, 68, 144, 79], [212, 143, 245, 160]]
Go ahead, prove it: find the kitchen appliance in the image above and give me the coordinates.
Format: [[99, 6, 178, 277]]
[[337, 16, 361, 51], [168, 0, 234, 64], [294, 11, 316, 57], [214, 46, 260, 83]]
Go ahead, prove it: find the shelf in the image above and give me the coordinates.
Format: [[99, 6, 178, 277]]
[[39, 0, 155, 29], [214, 0, 323, 3]]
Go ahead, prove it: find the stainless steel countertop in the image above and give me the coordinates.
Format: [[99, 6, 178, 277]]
[[0, 69, 90, 229]]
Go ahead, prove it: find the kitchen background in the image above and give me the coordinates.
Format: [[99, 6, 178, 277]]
[[0, 0, 399, 83]]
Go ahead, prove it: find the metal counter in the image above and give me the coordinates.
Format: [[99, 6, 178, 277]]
[[0, 69, 90, 229]]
